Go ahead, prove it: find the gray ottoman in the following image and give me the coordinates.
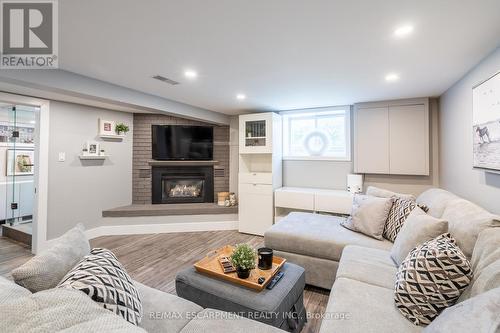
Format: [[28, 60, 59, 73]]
[[176, 263, 306, 332]]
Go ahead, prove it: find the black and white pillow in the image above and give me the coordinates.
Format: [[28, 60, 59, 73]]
[[394, 233, 473, 326], [383, 197, 416, 242], [58, 248, 143, 325]]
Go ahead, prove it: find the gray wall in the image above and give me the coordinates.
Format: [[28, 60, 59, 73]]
[[283, 99, 440, 195], [47, 101, 133, 238], [440, 47, 500, 214]]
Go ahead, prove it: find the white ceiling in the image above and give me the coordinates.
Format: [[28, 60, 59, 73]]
[[59, 0, 500, 115]]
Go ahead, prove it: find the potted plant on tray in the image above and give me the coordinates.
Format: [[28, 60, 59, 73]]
[[230, 244, 257, 279]]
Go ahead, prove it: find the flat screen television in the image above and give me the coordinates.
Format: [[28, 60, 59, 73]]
[[152, 125, 213, 160]]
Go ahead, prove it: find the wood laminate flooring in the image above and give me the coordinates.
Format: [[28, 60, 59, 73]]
[[0, 231, 329, 333]]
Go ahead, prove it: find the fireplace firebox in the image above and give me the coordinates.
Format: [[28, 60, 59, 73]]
[[152, 166, 214, 204]]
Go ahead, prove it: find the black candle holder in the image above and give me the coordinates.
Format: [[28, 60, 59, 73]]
[[258, 247, 273, 270]]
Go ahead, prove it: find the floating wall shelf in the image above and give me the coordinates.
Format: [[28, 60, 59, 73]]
[[79, 155, 109, 160], [99, 134, 125, 140]]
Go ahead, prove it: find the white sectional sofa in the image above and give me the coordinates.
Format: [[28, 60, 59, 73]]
[[265, 188, 500, 332]]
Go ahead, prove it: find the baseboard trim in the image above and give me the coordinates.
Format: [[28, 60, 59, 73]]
[[84, 220, 239, 240]]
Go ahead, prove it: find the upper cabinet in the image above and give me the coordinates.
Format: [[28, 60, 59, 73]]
[[354, 98, 430, 176], [239, 112, 281, 154]]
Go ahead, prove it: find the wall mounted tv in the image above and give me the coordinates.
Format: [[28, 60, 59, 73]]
[[152, 125, 214, 160]]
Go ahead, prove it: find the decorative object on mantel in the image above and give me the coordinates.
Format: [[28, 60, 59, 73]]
[[217, 192, 237, 207], [230, 243, 257, 279], [347, 173, 363, 194], [472, 71, 500, 173], [115, 123, 130, 136], [99, 119, 116, 136], [217, 191, 230, 206], [229, 192, 237, 206]]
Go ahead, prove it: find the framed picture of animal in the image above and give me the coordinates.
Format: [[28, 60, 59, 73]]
[[473, 71, 500, 172]]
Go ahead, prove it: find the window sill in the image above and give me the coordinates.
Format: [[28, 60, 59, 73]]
[[282, 156, 352, 162]]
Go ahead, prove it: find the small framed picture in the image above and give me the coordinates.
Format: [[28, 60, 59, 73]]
[[99, 119, 116, 136], [6, 149, 35, 176], [85, 141, 100, 156]]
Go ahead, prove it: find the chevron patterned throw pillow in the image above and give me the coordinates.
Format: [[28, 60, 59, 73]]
[[394, 233, 472, 326], [384, 197, 416, 242], [58, 248, 143, 325]]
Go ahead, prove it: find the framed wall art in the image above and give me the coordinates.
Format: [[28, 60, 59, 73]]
[[473, 71, 500, 172], [6, 149, 34, 176]]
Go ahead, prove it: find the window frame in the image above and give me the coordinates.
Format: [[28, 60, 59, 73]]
[[281, 106, 352, 162]]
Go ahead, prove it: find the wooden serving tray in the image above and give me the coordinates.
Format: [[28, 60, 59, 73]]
[[194, 245, 286, 291]]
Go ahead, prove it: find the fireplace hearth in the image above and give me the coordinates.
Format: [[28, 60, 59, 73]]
[[152, 165, 214, 204]]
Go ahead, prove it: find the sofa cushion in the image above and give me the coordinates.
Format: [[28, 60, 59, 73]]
[[423, 287, 500, 333], [319, 277, 422, 333], [0, 287, 145, 333], [341, 194, 394, 240], [366, 186, 416, 201], [394, 234, 472, 326], [390, 207, 449, 266], [264, 212, 392, 262], [135, 281, 203, 333], [459, 228, 500, 301], [416, 188, 458, 218], [336, 245, 396, 289], [0, 276, 31, 303], [180, 308, 285, 333], [273, 250, 338, 290], [11, 223, 90, 292], [384, 197, 417, 242], [441, 198, 500, 258], [58, 248, 143, 326]]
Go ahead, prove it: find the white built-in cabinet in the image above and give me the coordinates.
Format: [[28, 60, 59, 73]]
[[354, 98, 430, 175], [238, 113, 282, 236]]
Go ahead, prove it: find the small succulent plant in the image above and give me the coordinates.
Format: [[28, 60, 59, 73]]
[[230, 243, 256, 271], [115, 123, 129, 134]]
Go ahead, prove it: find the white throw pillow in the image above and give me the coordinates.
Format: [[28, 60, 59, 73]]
[[390, 207, 449, 266], [366, 186, 416, 201], [341, 194, 394, 240]]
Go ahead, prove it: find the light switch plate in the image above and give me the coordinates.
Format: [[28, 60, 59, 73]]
[[58, 152, 65, 162]]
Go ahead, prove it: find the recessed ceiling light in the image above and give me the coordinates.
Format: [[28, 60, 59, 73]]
[[394, 24, 414, 38], [385, 73, 400, 82], [236, 93, 246, 100], [184, 70, 198, 79]]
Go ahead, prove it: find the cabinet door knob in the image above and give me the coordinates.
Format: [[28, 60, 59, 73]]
[[252, 173, 257, 176]]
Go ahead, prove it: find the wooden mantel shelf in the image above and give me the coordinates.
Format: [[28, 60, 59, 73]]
[[102, 203, 237, 218], [148, 160, 219, 167]]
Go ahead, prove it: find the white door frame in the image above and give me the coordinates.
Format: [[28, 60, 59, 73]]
[[0, 92, 49, 254]]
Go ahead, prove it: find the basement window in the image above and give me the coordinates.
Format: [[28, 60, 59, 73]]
[[282, 106, 351, 161]]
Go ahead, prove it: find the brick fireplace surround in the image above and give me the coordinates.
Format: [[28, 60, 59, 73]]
[[132, 113, 230, 204]]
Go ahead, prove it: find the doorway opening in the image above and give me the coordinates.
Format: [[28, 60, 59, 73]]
[[0, 103, 39, 248]]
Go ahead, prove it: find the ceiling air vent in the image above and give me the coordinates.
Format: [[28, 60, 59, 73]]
[[152, 75, 179, 85]]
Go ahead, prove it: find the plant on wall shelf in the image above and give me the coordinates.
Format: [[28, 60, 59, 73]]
[[230, 243, 257, 279], [115, 123, 130, 135]]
